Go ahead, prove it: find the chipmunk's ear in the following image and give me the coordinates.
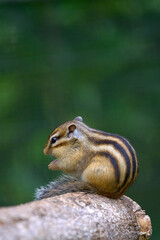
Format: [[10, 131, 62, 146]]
[[67, 124, 80, 139], [74, 116, 83, 122], [68, 124, 76, 134]]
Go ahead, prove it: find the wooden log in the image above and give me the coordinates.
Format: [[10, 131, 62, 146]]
[[0, 193, 152, 240]]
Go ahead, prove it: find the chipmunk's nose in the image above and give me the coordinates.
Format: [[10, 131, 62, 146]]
[[43, 145, 49, 155]]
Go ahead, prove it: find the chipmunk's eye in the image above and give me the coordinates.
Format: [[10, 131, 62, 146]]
[[51, 137, 57, 144]]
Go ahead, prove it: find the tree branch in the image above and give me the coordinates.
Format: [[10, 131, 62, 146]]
[[0, 193, 152, 240]]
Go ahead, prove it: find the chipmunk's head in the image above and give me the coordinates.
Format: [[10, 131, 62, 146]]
[[43, 116, 86, 173]]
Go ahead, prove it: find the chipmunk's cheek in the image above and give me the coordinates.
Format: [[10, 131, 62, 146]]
[[48, 148, 56, 156], [48, 159, 60, 171]]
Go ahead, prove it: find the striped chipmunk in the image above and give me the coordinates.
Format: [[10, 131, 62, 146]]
[[35, 116, 138, 200]]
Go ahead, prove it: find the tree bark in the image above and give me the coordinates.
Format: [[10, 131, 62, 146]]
[[0, 193, 152, 240]]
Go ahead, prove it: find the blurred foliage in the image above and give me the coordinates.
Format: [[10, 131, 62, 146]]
[[0, 1, 160, 238]]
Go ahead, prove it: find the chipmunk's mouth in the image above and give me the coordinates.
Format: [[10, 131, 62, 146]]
[[48, 158, 59, 171]]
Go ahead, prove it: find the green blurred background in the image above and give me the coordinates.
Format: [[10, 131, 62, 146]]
[[0, 1, 159, 238]]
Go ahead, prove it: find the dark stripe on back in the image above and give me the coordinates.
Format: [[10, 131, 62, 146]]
[[89, 128, 137, 182], [97, 151, 120, 184], [113, 134, 137, 182], [88, 137, 130, 189]]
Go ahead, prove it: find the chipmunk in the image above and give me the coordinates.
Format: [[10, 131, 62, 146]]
[[35, 116, 138, 200]]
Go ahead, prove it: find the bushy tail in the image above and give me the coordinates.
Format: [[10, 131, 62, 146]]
[[35, 175, 96, 200]]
